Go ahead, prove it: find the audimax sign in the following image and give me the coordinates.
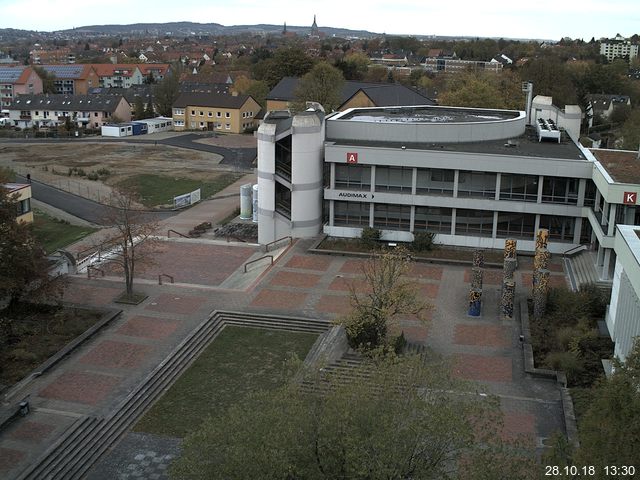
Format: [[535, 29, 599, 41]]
[[337, 192, 371, 199]]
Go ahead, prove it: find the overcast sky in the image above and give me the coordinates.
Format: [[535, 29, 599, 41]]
[[1, 0, 638, 41]]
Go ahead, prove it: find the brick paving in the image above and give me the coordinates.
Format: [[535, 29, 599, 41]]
[[269, 270, 322, 288], [6, 421, 56, 443], [520, 272, 568, 289], [39, 371, 121, 405], [501, 412, 537, 442], [407, 264, 443, 280], [0, 448, 25, 472], [463, 268, 504, 285], [454, 324, 510, 347], [417, 282, 440, 299], [116, 315, 180, 340], [250, 288, 309, 310], [79, 340, 153, 369], [314, 294, 352, 315], [63, 283, 121, 306], [145, 293, 208, 315], [328, 276, 370, 293], [285, 254, 332, 271], [453, 354, 513, 383], [339, 259, 367, 274]]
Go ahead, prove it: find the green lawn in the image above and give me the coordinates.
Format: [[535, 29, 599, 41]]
[[134, 326, 318, 438], [115, 173, 241, 208], [31, 210, 98, 254]]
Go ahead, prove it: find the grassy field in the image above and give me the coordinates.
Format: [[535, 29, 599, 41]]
[[31, 210, 98, 254], [116, 173, 241, 208], [134, 326, 318, 438]]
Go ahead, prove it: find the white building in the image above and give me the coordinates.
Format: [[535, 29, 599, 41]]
[[607, 225, 640, 361], [600, 36, 639, 62]]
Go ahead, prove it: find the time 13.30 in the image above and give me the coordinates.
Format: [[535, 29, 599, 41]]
[[545, 465, 636, 476]]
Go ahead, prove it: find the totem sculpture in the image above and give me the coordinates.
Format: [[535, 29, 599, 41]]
[[468, 249, 485, 317], [532, 229, 551, 319], [501, 238, 517, 319]]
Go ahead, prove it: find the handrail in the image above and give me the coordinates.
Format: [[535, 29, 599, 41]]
[[562, 244, 587, 259], [87, 266, 105, 279], [167, 229, 189, 238], [265, 236, 292, 252], [158, 273, 174, 285], [243, 255, 273, 273]]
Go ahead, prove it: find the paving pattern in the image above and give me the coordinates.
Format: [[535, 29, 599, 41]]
[[0, 236, 569, 479]]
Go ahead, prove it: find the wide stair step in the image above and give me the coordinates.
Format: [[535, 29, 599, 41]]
[[17, 311, 330, 480]]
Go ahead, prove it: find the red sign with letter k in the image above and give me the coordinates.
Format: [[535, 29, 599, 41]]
[[624, 192, 637, 205]]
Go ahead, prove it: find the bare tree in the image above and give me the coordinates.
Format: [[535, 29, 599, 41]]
[[100, 189, 158, 300]]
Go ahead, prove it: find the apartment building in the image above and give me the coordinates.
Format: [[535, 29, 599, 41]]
[[172, 92, 260, 133], [0, 66, 43, 109]]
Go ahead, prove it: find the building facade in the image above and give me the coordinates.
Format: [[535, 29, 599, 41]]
[[172, 92, 260, 133], [0, 66, 43, 109], [3, 183, 33, 224], [600, 37, 639, 62]]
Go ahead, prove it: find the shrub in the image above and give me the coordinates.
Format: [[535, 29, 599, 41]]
[[96, 168, 111, 176], [360, 227, 381, 248], [393, 331, 407, 354], [87, 172, 99, 181], [545, 351, 585, 384], [411, 232, 434, 252], [342, 311, 387, 350], [9, 348, 38, 362]]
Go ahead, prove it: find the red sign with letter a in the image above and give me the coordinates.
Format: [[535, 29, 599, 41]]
[[623, 192, 637, 205], [346, 152, 358, 164]]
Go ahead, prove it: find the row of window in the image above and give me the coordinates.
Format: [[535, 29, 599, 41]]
[[189, 121, 231, 130], [333, 165, 585, 205], [333, 201, 578, 242], [179, 110, 256, 118]]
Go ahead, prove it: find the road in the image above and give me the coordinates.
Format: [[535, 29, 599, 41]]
[[17, 176, 177, 226]]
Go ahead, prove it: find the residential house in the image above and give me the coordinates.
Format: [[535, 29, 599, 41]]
[[8, 94, 131, 129], [3, 183, 33, 224], [600, 34, 639, 62], [92, 64, 144, 88], [38, 65, 99, 95], [88, 84, 154, 118], [491, 53, 514, 66], [266, 77, 435, 112], [586, 94, 632, 127], [0, 66, 43, 109], [137, 64, 170, 83], [172, 92, 260, 133]]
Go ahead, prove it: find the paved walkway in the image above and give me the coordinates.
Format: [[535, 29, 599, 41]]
[[0, 234, 569, 478]]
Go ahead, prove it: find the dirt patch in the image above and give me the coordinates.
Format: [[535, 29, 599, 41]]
[[195, 133, 257, 149], [0, 142, 227, 204]]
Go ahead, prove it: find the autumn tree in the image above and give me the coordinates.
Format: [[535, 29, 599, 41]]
[[100, 189, 158, 300], [233, 75, 269, 109], [172, 354, 540, 480], [339, 247, 428, 352], [294, 62, 345, 112], [33, 66, 57, 94], [133, 96, 146, 120], [439, 70, 524, 110], [335, 52, 370, 80], [153, 63, 183, 117], [252, 46, 315, 89]]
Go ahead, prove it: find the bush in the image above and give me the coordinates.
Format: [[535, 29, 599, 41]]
[[87, 172, 99, 181], [360, 227, 381, 248], [411, 232, 434, 252], [393, 331, 407, 354], [545, 351, 585, 384], [9, 348, 38, 362], [97, 167, 111, 176], [342, 311, 387, 350]]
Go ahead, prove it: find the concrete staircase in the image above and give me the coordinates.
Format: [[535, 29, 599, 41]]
[[16, 311, 329, 480], [565, 251, 612, 294]]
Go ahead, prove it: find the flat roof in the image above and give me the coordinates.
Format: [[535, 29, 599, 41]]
[[3, 183, 29, 192], [590, 149, 640, 184], [329, 126, 587, 161], [334, 105, 521, 124]]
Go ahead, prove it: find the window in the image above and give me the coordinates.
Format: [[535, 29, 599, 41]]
[[373, 204, 411, 230], [334, 201, 370, 227], [335, 164, 371, 190], [225, 112, 230, 118], [541, 177, 578, 204], [199, 122, 205, 127], [207, 112, 213, 117], [414, 207, 452, 233], [375, 166, 413, 193], [500, 174, 538, 202], [496, 212, 536, 239], [174, 109, 185, 116], [455, 209, 493, 237], [174, 120, 184, 126], [94, 112, 98, 117], [225, 123, 230, 130], [216, 111, 221, 117], [191, 110, 195, 116], [584, 180, 597, 207], [416, 168, 454, 196], [242, 112, 246, 118], [539, 215, 575, 242], [16, 198, 31, 216], [457, 171, 497, 198], [199, 111, 204, 116]]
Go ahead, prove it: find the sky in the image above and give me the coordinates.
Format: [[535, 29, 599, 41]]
[[1, 0, 638, 41]]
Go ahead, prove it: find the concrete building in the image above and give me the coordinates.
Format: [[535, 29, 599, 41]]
[[531, 96, 582, 141], [37, 65, 99, 95], [600, 35, 639, 62], [3, 183, 33, 224], [607, 225, 640, 362], [172, 92, 259, 133]]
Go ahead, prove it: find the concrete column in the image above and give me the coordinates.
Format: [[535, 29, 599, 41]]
[[451, 208, 457, 235], [537, 175, 544, 203], [329, 200, 335, 227], [573, 217, 583, 244], [453, 170, 459, 198], [534, 214, 541, 236], [370, 165, 376, 193], [495, 173, 501, 201], [577, 179, 586, 207], [602, 248, 612, 280], [330, 162, 335, 189], [608, 204, 617, 236], [492, 211, 498, 238], [411, 167, 417, 195], [369, 202, 374, 227], [410, 205, 415, 232], [596, 244, 604, 267]]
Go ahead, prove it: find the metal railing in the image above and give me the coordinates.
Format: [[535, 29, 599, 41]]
[[243, 255, 273, 273], [87, 266, 105, 279], [167, 229, 189, 238], [158, 273, 174, 285], [265, 236, 292, 252], [562, 244, 588, 260]]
